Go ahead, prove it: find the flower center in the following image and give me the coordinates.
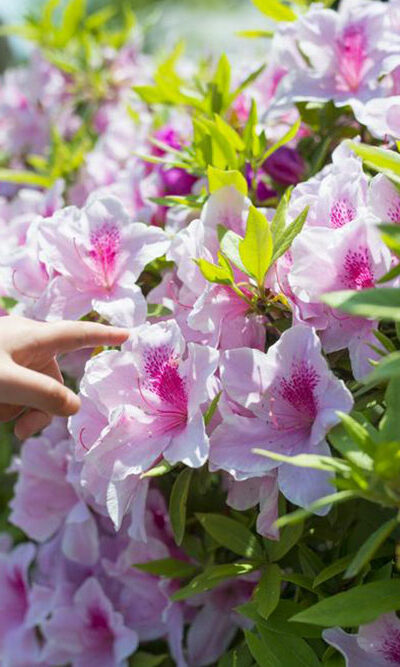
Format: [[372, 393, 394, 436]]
[[341, 247, 375, 290], [267, 361, 319, 437], [387, 198, 400, 224], [336, 24, 367, 91], [142, 345, 188, 427], [88, 223, 121, 288], [330, 198, 356, 228], [380, 632, 400, 663]]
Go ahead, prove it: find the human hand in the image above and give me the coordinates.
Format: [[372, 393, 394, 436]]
[[0, 316, 129, 439]]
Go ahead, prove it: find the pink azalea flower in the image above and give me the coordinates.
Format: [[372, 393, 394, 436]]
[[41, 577, 138, 667], [323, 613, 400, 666], [186, 576, 256, 666], [288, 144, 368, 229], [210, 325, 353, 510], [9, 431, 77, 543], [0, 542, 42, 665], [226, 474, 279, 540], [36, 194, 170, 326], [288, 219, 392, 378], [277, 0, 392, 109], [355, 95, 400, 139], [69, 321, 219, 526], [370, 174, 400, 224]]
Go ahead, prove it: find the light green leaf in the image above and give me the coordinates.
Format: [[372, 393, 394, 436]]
[[250, 0, 297, 22], [237, 30, 274, 38], [255, 564, 281, 619], [239, 206, 273, 286], [220, 230, 248, 274], [203, 392, 222, 427], [196, 513, 264, 560], [344, 518, 398, 579], [259, 117, 301, 165], [169, 468, 193, 545], [195, 258, 233, 285], [271, 206, 309, 264], [337, 412, 376, 457], [347, 141, 400, 184], [0, 169, 52, 188], [363, 351, 400, 385], [275, 491, 359, 528], [291, 579, 400, 626], [322, 288, 400, 321], [140, 459, 174, 478], [252, 449, 350, 473], [208, 166, 248, 196]]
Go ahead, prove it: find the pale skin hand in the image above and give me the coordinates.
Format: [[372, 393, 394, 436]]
[[0, 316, 129, 440]]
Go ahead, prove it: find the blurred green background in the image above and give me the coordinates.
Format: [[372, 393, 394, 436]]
[[0, 0, 264, 70]]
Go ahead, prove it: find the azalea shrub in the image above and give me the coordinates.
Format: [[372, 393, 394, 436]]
[[1, 0, 400, 664]]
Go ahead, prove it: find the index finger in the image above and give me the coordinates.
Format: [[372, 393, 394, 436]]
[[37, 321, 130, 355]]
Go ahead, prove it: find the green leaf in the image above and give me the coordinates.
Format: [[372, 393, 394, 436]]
[[203, 391, 222, 427], [255, 565, 281, 619], [252, 449, 350, 473], [195, 258, 233, 285], [237, 29, 274, 38], [259, 117, 301, 165], [250, 0, 297, 22], [291, 579, 400, 626], [257, 627, 321, 667], [208, 166, 248, 196], [337, 412, 376, 457], [220, 230, 248, 274], [275, 491, 359, 528], [374, 441, 400, 481], [379, 224, 400, 257], [196, 513, 264, 560], [363, 351, 400, 385], [171, 562, 257, 601], [265, 522, 303, 561], [129, 652, 167, 667], [380, 378, 400, 441], [280, 572, 315, 592], [313, 553, 357, 588], [133, 558, 198, 579], [344, 518, 398, 579], [347, 142, 400, 184], [271, 206, 309, 264], [169, 467, 193, 545], [245, 630, 270, 667], [140, 459, 174, 478], [0, 169, 52, 188], [147, 303, 173, 318], [321, 288, 400, 322], [239, 206, 273, 286], [328, 422, 374, 471]]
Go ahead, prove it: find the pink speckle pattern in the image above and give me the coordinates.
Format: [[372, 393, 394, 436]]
[[330, 198, 356, 228], [336, 24, 367, 91], [143, 345, 188, 424], [88, 223, 121, 287], [387, 198, 400, 224], [341, 247, 375, 290], [279, 361, 319, 421], [381, 631, 400, 664]]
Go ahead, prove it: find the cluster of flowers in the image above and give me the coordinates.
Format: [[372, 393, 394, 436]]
[[0, 0, 400, 664]]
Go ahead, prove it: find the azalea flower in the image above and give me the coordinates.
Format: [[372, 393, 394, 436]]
[[323, 613, 400, 666], [210, 325, 353, 509], [69, 321, 219, 528], [36, 194, 170, 326]]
